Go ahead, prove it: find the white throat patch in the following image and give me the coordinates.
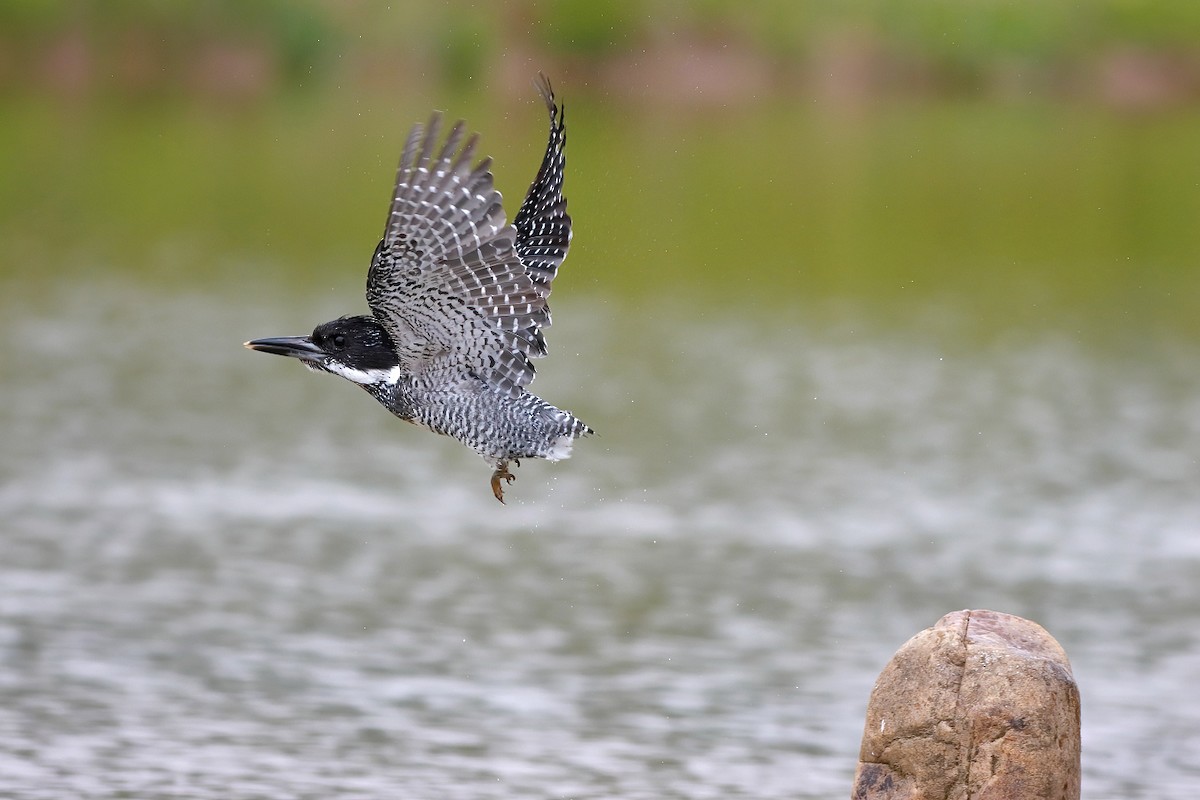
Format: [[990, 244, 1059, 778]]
[[325, 363, 401, 386]]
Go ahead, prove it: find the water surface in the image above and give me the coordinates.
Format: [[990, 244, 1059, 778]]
[[1, 272, 1197, 798]]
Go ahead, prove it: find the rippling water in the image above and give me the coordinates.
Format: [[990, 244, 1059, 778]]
[[2, 276, 1198, 798]]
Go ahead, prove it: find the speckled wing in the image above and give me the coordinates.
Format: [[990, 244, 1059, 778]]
[[366, 111, 551, 396], [513, 73, 571, 358]]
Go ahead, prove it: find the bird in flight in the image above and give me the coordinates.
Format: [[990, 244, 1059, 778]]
[[245, 75, 591, 503]]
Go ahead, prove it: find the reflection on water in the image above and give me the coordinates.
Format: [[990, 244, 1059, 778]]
[[1, 277, 1198, 798]]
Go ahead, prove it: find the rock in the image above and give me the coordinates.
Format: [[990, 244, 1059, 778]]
[[851, 609, 1080, 800]]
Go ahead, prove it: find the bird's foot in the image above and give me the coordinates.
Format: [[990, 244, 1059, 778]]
[[490, 463, 517, 504]]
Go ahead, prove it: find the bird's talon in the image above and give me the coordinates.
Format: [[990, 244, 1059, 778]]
[[490, 465, 517, 504]]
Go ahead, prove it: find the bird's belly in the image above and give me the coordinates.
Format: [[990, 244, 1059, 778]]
[[408, 385, 584, 465]]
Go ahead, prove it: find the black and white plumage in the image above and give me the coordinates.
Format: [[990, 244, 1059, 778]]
[[246, 75, 591, 503]]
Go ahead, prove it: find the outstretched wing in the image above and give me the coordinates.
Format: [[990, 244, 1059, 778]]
[[366, 111, 551, 395], [513, 73, 572, 358]]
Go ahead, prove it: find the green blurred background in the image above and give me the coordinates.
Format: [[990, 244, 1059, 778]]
[[1, 0, 1198, 339]]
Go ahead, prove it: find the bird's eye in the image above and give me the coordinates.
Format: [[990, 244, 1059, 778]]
[[332, 334, 347, 348]]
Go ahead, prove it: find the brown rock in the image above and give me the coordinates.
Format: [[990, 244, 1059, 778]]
[[851, 609, 1080, 800]]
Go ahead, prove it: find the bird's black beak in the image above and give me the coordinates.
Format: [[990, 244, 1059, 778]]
[[243, 336, 326, 362]]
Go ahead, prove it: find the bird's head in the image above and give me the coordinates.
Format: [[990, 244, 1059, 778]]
[[244, 315, 400, 386]]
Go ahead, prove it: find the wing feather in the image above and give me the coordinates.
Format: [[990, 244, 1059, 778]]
[[513, 73, 572, 357], [367, 100, 562, 395]]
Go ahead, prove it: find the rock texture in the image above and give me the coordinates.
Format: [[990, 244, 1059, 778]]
[[851, 609, 1080, 800]]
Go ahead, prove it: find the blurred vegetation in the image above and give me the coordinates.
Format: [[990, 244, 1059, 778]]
[[1, 1, 1198, 343], [5, 0, 1200, 101]]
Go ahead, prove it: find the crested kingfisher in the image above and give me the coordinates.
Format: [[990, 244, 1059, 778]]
[[245, 74, 591, 503]]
